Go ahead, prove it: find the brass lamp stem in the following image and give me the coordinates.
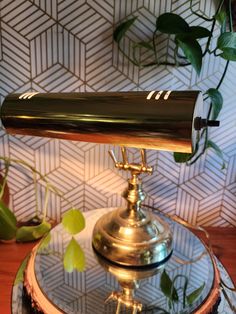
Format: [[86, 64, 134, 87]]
[[125, 175, 145, 217], [92, 147, 173, 268], [110, 147, 151, 220]]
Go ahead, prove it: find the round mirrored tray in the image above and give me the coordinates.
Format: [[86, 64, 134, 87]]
[[12, 208, 236, 314]]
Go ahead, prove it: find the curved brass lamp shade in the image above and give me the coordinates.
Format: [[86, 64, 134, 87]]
[[1, 90, 205, 153]]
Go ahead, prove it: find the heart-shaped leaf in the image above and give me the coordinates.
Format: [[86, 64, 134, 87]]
[[63, 237, 85, 272], [189, 26, 211, 38], [219, 48, 236, 61], [187, 283, 205, 305], [156, 13, 190, 34], [217, 32, 236, 50], [173, 152, 192, 163], [16, 221, 51, 242], [206, 88, 223, 119], [62, 208, 85, 235], [160, 270, 179, 302], [113, 17, 137, 43], [176, 34, 203, 75], [0, 200, 17, 240]]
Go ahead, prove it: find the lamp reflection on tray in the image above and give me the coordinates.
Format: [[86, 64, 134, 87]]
[[18, 208, 220, 314]]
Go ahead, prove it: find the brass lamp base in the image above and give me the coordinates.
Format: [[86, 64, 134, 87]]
[[92, 206, 172, 267], [92, 148, 172, 268]]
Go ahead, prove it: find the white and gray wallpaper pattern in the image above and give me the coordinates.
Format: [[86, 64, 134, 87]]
[[0, 0, 236, 226]]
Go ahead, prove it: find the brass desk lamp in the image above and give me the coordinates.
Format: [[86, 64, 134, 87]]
[[1, 90, 218, 270]]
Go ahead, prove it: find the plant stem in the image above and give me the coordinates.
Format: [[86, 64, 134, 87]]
[[187, 128, 208, 165], [190, 0, 214, 21], [0, 161, 10, 200], [152, 29, 159, 63], [216, 60, 230, 90], [42, 183, 50, 221], [0, 156, 74, 213], [229, 0, 233, 31], [32, 170, 39, 217], [118, 45, 139, 66], [203, 0, 225, 57]]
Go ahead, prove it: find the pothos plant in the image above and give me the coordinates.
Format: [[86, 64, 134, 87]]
[[113, 0, 236, 167], [0, 156, 86, 272], [142, 270, 205, 313]]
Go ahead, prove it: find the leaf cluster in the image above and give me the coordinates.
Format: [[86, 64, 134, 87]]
[[0, 157, 85, 246], [160, 270, 205, 311], [0, 157, 52, 242], [114, 7, 235, 74], [113, 1, 235, 166]]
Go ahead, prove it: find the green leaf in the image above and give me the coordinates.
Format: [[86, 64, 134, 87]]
[[206, 88, 223, 119], [207, 140, 225, 169], [16, 221, 51, 242], [215, 10, 227, 26], [133, 41, 154, 51], [215, 10, 227, 33], [189, 26, 211, 38], [174, 152, 192, 163], [62, 208, 85, 235], [14, 256, 29, 285], [38, 232, 51, 252], [160, 270, 178, 302], [219, 48, 236, 61], [156, 13, 190, 34], [113, 17, 137, 43], [217, 32, 236, 50], [63, 237, 85, 272], [0, 200, 17, 240], [176, 34, 203, 75], [186, 283, 205, 305]]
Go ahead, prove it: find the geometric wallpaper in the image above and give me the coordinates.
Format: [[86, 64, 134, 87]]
[[0, 0, 236, 226]]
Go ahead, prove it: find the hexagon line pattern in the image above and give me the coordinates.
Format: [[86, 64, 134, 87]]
[[0, 0, 236, 226]]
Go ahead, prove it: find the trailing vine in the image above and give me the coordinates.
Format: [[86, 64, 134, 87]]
[[0, 157, 84, 245], [113, 0, 236, 166]]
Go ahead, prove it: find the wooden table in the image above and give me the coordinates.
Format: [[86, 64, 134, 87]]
[[0, 228, 236, 314]]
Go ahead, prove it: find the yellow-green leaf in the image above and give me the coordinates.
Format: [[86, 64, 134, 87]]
[[62, 208, 85, 235], [16, 221, 51, 242], [0, 200, 17, 240], [63, 237, 85, 272], [14, 256, 29, 285], [38, 232, 51, 252]]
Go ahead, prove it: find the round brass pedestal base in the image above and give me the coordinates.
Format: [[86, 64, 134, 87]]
[[92, 207, 173, 267]]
